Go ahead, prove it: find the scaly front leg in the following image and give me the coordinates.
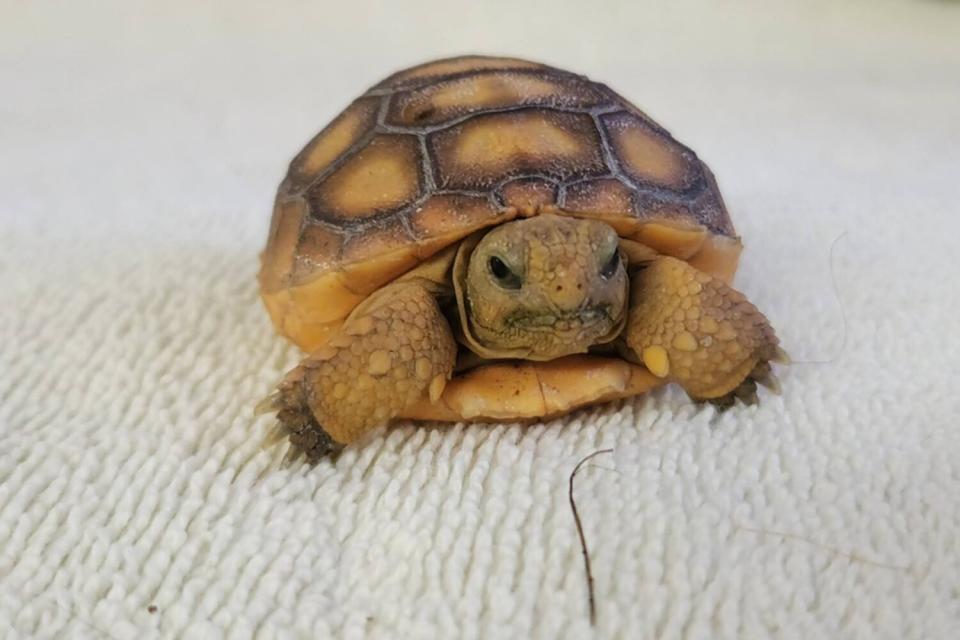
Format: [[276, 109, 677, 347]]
[[260, 279, 457, 462], [625, 257, 786, 407]]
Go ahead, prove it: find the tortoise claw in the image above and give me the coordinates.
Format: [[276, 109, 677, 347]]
[[706, 393, 736, 411], [255, 370, 344, 464], [261, 421, 290, 448], [748, 361, 782, 395], [758, 375, 782, 396], [772, 346, 791, 365], [253, 392, 283, 417], [704, 358, 782, 411], [287, 417, 343, 463], [282, 445, 306, 466], [734, 378, 759, 405]]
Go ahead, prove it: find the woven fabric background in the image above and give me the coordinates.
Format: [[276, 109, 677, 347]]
[[2, 1, 959, 638]]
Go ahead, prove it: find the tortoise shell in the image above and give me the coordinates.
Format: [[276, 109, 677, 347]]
[[260, 56, 740, 352]]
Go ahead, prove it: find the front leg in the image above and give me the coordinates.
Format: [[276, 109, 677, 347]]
[[260, 279, 457, 462], [625, 257, 786, 407]]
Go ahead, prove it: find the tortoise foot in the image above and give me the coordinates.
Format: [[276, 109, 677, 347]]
[[255, 278, 456, 462], [626, 256, 785, 405], [257, 372, 344, 464], [703, 359, 785, 410]]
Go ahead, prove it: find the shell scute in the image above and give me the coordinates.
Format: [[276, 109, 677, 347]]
[[260, 198, 309, 291], [428, 109, 606, 191], [341, 217, 414, 266], [287, 97, 379, 189], [387, 70, 607, 127], [600, 111, 701, 191], [374, 56, 549, 92], [293, 222, 344, 282], [306, 134, 422, 224], [564, 178, 635, 216], [499, 177, 559, 214], [408, 194, 511, 258], [409, 194, 502, 239]]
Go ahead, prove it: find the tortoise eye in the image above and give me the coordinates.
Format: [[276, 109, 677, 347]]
[[488, 256, 521, 289], [600, 249, 621, 279]]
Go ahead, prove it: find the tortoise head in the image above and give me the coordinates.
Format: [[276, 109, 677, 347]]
[[460, 214, 628, 361]]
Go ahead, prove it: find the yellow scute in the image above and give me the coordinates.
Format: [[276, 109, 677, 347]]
[[309, 135, 421, 219], [455, 112, 581, 163], [389, 56, 543, 84], [603, 113, 697, 190], [293, 98, 378, 180]]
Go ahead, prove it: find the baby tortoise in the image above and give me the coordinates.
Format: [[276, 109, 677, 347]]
[[257, 56, 786, 461]]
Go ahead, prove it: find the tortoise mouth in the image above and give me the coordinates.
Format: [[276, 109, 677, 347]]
[[471, 304, 623, 361], [505, 306, 614, 331]]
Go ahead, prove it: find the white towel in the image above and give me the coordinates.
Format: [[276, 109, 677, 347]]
[[2, 1, 958, 638]]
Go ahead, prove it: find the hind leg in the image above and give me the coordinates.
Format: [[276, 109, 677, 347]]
[[625, 257, 786, 407], [261, 279, 457, 462]]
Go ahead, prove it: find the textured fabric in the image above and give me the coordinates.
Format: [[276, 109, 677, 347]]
[[2, 1, 959, 638]]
